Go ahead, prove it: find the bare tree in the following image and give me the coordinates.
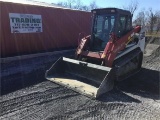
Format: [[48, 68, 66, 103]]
[[133, 7, 160, 34], [155, 11, 160, 33], [89, 0, 98, 10], [147, 8, 159, 33], [81, 5, 90, 11], [123, 0, 138, 16], [74, 0, 83, 10], [133, 8, 147, 27], [67, 0, 76, 8], [57, 2, 66, 7], [56, 0, 98, 11], [57, 0, 75, 8]]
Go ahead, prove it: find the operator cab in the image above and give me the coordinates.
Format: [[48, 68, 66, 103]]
[[91, 8, 132, 51]]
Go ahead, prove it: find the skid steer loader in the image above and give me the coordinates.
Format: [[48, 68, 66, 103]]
[[45, 8, 145, 98]]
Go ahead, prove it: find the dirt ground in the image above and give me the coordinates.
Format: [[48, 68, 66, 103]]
[[0, 37, 160, 120]]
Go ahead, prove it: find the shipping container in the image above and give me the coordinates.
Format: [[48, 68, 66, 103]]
[[0, 0, 91, 57]]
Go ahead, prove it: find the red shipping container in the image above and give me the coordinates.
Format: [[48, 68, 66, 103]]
[[0, 0, 91, 57]]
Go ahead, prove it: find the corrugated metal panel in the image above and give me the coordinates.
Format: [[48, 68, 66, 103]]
[[0, 2, 3, 57], [0, 1, 91, 57]]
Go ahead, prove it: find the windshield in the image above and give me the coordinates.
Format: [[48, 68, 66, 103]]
[[92, 15, 115, 51]]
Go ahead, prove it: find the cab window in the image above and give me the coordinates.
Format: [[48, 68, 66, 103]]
[[118, 16, 126, 37], [117, 15, 132, 37], [126, 17, 131, 31]]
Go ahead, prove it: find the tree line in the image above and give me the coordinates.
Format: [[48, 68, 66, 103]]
[[54, 0, 160, 34], [54, 0, 98, 11], [133, 8, 160, 34]]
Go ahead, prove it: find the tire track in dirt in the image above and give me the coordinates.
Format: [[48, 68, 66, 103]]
[[0, 85, 78, 117], [0, 94, 79, 119], [1, 76, 160, 120]]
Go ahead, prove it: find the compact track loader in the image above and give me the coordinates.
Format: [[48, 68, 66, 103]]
[[45, 8, 145, 98]]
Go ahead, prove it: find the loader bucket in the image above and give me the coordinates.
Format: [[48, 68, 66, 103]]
[[45, 57, 116, 98]]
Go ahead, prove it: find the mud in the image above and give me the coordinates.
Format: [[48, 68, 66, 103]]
[[0, 38, 160, 120]]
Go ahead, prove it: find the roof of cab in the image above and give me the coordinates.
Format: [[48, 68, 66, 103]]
[[92, 8, 131, 15]]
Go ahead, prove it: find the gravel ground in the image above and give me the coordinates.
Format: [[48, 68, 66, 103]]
[[0, 38, 160, 120]]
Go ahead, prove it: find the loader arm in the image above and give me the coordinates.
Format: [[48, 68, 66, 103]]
[[102, 26, 141, 67], [76, 26, 141, 67]]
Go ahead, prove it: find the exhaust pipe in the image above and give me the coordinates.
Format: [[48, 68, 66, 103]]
[[45, 57, 115, 98]]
